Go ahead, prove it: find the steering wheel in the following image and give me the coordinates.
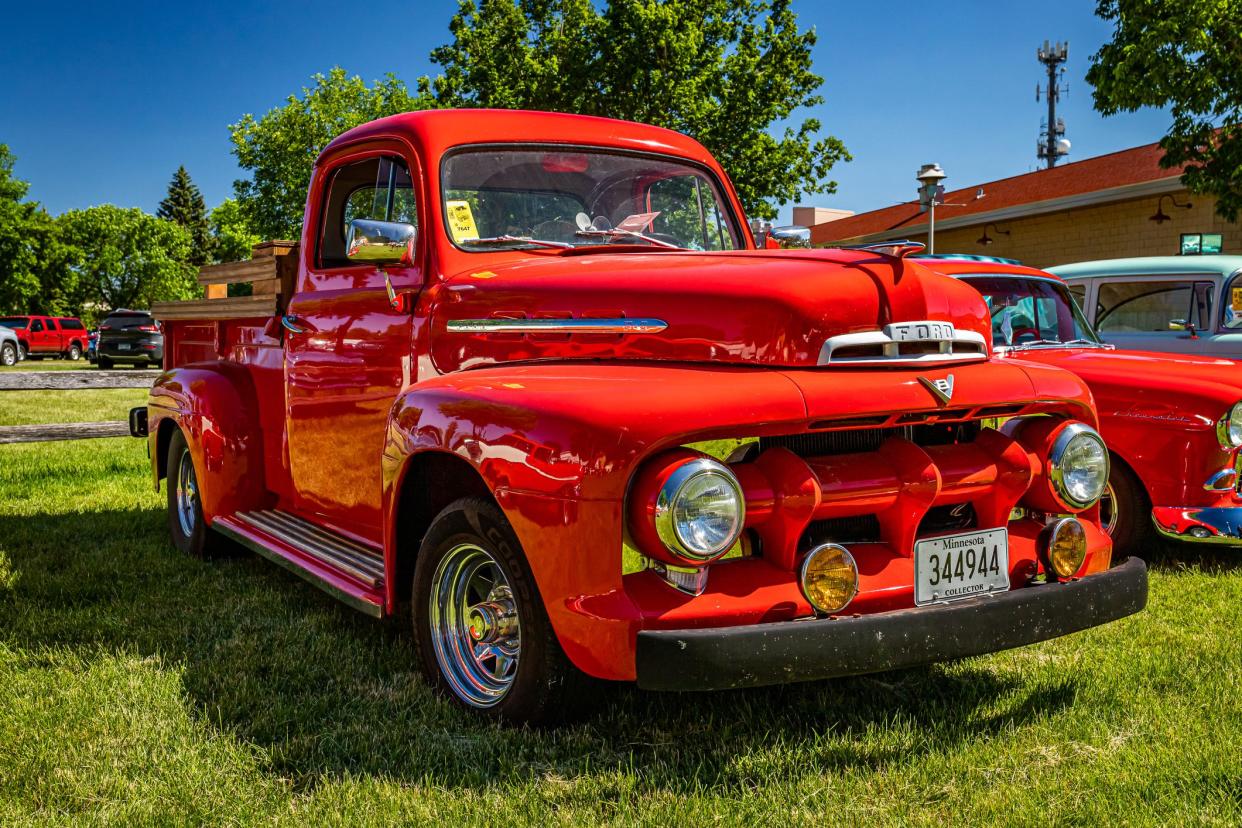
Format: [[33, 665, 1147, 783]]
[[1010, 326, 1039, 344]]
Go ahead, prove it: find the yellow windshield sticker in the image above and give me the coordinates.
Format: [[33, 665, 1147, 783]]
[[1232, 286, 1242, 313], [446, 200, 480, 242]]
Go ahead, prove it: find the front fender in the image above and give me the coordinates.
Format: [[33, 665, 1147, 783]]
[[147, 362, 271, 522]]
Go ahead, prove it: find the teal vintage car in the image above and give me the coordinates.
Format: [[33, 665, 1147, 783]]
[[1049, 256, 1242, 358]]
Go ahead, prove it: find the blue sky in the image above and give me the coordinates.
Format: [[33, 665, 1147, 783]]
[[2, 1, 1170, 225]]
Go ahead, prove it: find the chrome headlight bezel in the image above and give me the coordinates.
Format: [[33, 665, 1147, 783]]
[[653, 457, 745, 561], [1216, 402, 1242, 450], [1048, 422, 1110, 509]]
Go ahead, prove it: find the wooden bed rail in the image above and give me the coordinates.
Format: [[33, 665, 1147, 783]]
[[152, 241, 298, 321]]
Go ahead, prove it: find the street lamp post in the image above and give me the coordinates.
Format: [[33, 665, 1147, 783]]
[[916, 163, 947, 254]]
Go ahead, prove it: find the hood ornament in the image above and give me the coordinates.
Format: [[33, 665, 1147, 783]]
[[919, 374, 955, 406]]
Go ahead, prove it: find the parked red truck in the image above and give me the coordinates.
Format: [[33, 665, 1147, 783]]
[[0, 315, 89, 360], [133, 110, 1146, 723]]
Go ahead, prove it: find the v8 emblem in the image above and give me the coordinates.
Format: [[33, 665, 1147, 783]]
[[918, 374, 955, 405]]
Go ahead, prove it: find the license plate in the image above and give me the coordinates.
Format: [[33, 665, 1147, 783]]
[[117, 343, 131, 350], [914, 528, 1009, 606]]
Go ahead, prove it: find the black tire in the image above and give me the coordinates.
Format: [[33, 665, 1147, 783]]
[[19, 343, 29, 360], [68, 342, 82, 360], [1101, 458, 1154, 561], [0, 342, 16, 367], [165, 428, 220, 559], [412, 497, 590, 725], [98, 356, 114, 369]]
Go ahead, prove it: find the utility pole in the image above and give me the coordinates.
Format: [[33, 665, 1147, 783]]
[[1036, 40, 1070, 168]]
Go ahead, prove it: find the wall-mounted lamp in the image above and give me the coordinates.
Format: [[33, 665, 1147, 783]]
[[976, 223, 1011, 246], [1150, 193, 1193, 224]]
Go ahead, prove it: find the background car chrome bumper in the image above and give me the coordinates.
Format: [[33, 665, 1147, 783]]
[[635, 558, 1148, 691], [1152, 506, 1242, 544]]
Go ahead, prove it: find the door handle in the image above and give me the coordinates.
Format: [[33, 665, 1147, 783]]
[[281, 315, 309, 335]]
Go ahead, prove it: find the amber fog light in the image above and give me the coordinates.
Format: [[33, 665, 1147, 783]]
[[1041, 517, 1087, 578], [799, 543, 859, 614]]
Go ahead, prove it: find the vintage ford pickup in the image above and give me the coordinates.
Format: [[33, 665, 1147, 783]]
[[134, 110, 1146, 723], [926, 255, 1242, 552]]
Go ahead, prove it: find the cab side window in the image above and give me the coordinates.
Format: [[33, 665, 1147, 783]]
[[29, 319, 43, 333], [318, 156, 417, 267], [1223, 276, 1242, 330], [1096, 280, 1213, 333], [647, 175, 736, 251]]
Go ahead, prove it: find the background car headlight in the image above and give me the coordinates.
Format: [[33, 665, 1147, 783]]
[[1049, 423, 1109, 508], [654, 458, 744, 560], [1218, 402, 1242, 449]]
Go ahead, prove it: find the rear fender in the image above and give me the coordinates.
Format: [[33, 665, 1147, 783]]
[[147, 363, 272, 522]]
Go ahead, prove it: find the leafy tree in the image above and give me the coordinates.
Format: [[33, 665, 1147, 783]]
[[58, 206, 198, 312], [427, 0, 849, 218], [209, 198, 261, 264], [158, 166, 214, 265], [1087, 0, 1242, 220], [0, 145, 76, 316], [229, 68, 429, 239]]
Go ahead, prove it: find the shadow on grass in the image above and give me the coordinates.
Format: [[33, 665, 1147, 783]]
[[1137, 537, 1242, 575], [0, 505, 1080, 792]]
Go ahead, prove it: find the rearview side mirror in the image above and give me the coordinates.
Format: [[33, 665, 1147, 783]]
[[1168, 318, 1199, 339], [346, 219, 417, 266], [749, 219, 812, 249]]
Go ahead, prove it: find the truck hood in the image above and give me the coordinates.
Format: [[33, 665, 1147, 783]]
[[1009, 347, 1242, 423], [430, 249, 992, 372]]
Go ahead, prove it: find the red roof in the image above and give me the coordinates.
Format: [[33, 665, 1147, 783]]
[[811, 141, 1182, 244]]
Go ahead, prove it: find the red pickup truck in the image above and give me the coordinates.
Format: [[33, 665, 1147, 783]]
[[133, 110, 1146, 724], [0, 315, 90, 360]]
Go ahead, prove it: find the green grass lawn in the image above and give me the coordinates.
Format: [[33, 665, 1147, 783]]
[[0, 357, 94, 371], [0, 398, 1239, 825]]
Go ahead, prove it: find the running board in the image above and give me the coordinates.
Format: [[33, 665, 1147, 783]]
[[213, 510, 386, 618]]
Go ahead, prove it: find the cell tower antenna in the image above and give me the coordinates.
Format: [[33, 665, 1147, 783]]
[[1035, 40, 1070, 168]]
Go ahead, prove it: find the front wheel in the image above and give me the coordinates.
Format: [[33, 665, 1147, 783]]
[[165, 428, 220, 559], [1100, 459, 1154, 561], [0, 342, 16, 366], [412, 498, 589, 725]]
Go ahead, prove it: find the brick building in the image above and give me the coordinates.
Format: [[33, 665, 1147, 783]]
[[809, 142, 1241, 269]]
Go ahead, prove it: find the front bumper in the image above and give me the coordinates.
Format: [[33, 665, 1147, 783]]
[[1152, 505, 1242, 544], [635, 557, 1147, 691]]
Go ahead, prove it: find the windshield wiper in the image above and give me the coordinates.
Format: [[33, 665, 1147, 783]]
[[1007, 338, 1106, 350], [574, 228, 684, 249], [460, 235, 572, 250]]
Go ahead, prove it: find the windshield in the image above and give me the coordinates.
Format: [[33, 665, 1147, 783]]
[[959, 275, 1101, 347], [0, 318, 29, 329], [441, 147, 741, 252], [101, 313, 156, 331]]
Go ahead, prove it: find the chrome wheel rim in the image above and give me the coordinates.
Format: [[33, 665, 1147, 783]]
[[429, 543, 521, 708], [1, 346, 14, 366], [176, 452, 199, 537], [1100, 480, 1118, 536]]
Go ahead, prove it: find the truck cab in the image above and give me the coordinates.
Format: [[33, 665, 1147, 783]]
[[139, 110, 1146, 724]]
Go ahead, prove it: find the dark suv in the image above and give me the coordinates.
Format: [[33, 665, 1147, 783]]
[[97, 310, 164, 368]]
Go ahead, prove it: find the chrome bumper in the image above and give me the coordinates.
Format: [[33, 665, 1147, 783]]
[[1152, 505, 1242, 544]]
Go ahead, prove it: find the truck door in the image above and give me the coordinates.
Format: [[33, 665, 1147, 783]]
[[282, 149, 422, 539], [27, 318, 49, 353]]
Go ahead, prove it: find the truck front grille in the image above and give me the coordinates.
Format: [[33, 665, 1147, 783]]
[[761, 420, 981, 457]]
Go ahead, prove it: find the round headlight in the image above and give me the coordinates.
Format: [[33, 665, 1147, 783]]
[[1217, 402, 1242, 449], [1049, 423, 1109, 508], [654, 458, 744, 561], [800, 543, 859, 614]]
